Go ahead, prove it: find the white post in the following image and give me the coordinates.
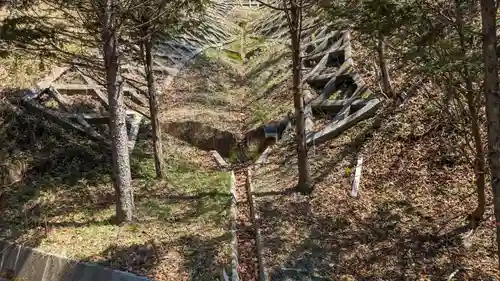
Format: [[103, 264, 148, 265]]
[[351, 155, 363, 197]]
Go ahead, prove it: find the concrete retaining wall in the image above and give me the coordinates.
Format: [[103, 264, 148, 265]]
[[0, 241, 151, 281]]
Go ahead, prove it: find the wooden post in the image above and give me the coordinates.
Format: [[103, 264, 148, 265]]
[[351, 155, 363, 198]]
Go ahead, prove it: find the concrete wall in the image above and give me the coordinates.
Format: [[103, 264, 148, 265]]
[[0, 241, 152, 281]]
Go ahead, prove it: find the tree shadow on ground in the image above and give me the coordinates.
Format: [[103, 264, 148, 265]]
[[90, 233, 230, 281], [0, 91, 115, 242], [1, 91, 233, 281], [253, 98, 499, 280], [259, 196, 497, 281]]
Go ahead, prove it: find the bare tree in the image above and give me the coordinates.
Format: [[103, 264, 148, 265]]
[[140, 15, 164, 179], [479, 0, 500, 267], [256, 0, 312, 193]]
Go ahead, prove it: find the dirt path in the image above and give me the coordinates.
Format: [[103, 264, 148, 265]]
[[234, 168, 259, 281]]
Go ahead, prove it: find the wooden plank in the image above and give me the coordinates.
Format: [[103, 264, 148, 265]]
[[211, 150, 229, 170], [124, 100, 150, 119], [319, 60, 355, 100], [23, 88, 46, 100], [73, 113, 108, 142], [255, 146, 273, 166], [312, 99, 370, 117], [351, 155, 363, 198], [51, 83, 134, 93], [306, 69, 339, 83], [125, 89, 147, 106], [306, 99, 381, 146], [122, 63, 179, 76], [47, 87, 69, 111], [303, 31, 343, 59], [22, 98, 108, 144], [302, 39, 347, 84], [75, 69, 109, 108], [37, 66, 70, 90], [69, 110, 138, 125]]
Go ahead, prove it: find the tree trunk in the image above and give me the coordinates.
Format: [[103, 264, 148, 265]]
[[469, 98, 486, 222], [479, 0, 500, 267], [289, 0, 312, 194], [143, 34, 165, 179], [101, 0, 134, 223], [455, 0, 486, 223], [377, 33, 393, 97]]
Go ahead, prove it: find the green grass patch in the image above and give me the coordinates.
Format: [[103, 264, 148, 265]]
[[0, 122, 232, 280]]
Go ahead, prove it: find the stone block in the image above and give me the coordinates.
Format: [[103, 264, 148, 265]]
[[111, 269, 152, 281], [0, 241, 152, 281], [0, 242, 21, 274], [16, 247, 49, 281], [43, 254, 83, 281], [77, 263, 113, 281]]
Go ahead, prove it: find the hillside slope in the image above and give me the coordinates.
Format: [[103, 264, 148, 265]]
[[1, 3, 499, 281], [253, 95, 499, 280]]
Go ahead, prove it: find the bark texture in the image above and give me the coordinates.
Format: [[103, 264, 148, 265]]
[[479, 0, 500, 267], [377, 34, 392, 97], [287, 0, 312, 194], [143, 32, 165, 179], [101, 0, 134, 223]]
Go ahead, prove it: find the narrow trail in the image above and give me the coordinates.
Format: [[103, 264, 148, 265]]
[[234, 168, 259, 281]]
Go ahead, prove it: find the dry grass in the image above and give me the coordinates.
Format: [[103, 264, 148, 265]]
[[0, 97, 233, 280], [0, 29, 296, 279], [0, 8, 298, 279], [253, 94, 500, 281], [0, 50, 235, 281], [164, 43, 293, 151]]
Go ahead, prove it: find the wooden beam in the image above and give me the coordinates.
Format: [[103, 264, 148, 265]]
[[351, 155, 363, 198], [306, 99, 381, 146], [128, 113, 143, 151], [51, 83, 134, 93], [46, 87, 69, 111], [69, 69, 110, 109], [68, 110, 139, 124], [37, 66, 70, 90], [22, 96, 109, 145], [211, 150, 229, 171], [307, 71, 337, 83], [311, 99, 370, 114]]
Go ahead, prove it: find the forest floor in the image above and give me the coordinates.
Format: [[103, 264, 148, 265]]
[[3, 4, 500, 280], [253, 95, 500, 281], [0, 32, 292, 280], [0, 90, 233, 281], [0, 44, 236, 281]]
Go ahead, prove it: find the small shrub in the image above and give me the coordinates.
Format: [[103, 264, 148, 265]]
[[344, 167, 352, 178]]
